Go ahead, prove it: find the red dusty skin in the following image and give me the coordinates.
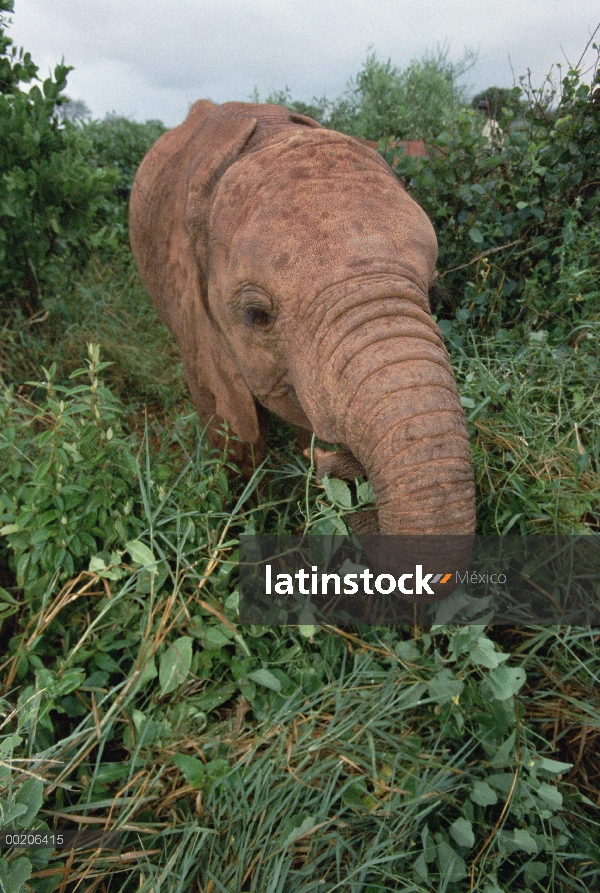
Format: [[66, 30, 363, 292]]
[[292, 278, 476, 537]]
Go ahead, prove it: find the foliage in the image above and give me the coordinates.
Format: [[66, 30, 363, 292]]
[[472, 85, 525, 119], [0, 345, 144, 599], [1, 460, 598, 889], [58, 96, 91, 122], [266, 46, 477, 141], [0, 1, 116, 311], [82, 113, 166, 205], [0, 250, 189, 410], [453, 329, 600, 534], [0, 21, 599, 890], [326, 46, 477, 141], [389, 59, 600, 334]]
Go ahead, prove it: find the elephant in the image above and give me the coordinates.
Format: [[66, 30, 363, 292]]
[[129, 100, 476, 537]]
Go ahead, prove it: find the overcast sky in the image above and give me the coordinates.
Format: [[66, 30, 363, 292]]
[[7, 0, 600, 127]]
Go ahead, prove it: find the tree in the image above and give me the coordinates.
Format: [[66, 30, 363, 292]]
[[83, 114, 166, 203], [471, 86, 524, 121], [327, 46, 477, 141], [60, 96, 92, 122]]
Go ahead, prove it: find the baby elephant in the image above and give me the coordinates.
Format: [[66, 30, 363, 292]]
[[129, 100, 475, 536]]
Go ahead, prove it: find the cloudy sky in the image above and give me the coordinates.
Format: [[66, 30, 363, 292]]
[[7, 0, 600, 127]]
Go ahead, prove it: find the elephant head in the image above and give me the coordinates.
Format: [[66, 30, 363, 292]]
[[130, 100, 475, 536]]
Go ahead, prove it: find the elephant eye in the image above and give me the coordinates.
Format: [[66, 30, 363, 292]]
[[243, 305, 273, 328]]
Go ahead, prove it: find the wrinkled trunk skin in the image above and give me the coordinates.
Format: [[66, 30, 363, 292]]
[[292, 277, 476, 536]]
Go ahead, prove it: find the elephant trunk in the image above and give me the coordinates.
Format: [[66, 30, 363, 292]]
[[295, 278, 476, 536]]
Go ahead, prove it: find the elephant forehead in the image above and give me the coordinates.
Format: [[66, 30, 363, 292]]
[[210, 135, 437, 288]]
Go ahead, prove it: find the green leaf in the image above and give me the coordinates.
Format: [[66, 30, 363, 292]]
[[342, 779, 375, 809], [281, 814, 317, 847], [14, 777, 44, 827], [535, 757, 573, 775], [0, 802, 28, 824], [322, 476, 353, 509], [436, 839, 467, 881], [88, 553, 123, 581], [173, 753, 205, 788], [481, 876, 505, 893], [0, 856, 32, 893], [413, 851, 429, 882], [486, 666, 526, 700], [356, 481, 375, 504], [55, 668, 86, 696], [16, 552, 30, 587], [138, 656, 157, 688], [159, 636, 193, 696], [449, 817, 475, 848], [469, 226, 484, 244], [490, 731, 516, 768], [511, 828, 538, 854], [247, 668, 282, 692], [192, 683, 237, 713], [428, 669, 463, 705], [0, 734, 23, 757], [523, 861, 547, 886], [470, 780, 498, 806], [126, 539, 157, 567], [202, 626, 231, 649], [95, 763, 132, 784], [205, 758, 230, 780], [0, 587, 18, 605], [537, 781, 562, 810], [469, 635, 509, 669]]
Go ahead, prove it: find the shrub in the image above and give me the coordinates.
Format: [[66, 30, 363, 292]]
[[83, 113, 166, 204], [0, 1, 116, 312], [0, 345, 143, 598], [471, 85, 525, 119], [389, 59, 600, 333], [327, 46, 476, 141]]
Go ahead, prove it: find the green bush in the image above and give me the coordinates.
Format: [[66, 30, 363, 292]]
[[82, 114, 166, 224], [0, 1, 116, 311], [327, 46, 476, 141], [389, 62, 600, 333], [266, 47, 476, 141], [0, 345, 144, 598]]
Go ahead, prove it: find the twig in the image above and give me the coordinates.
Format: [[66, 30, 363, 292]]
[[470, 699, 522, 887], [443, 240, 522, 275]]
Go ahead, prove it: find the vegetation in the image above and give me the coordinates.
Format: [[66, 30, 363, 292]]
[[471, 86, 525, 120], [0, 8, 599, 891], [264, 45, 477, 141], [0, 1, 116, 315]]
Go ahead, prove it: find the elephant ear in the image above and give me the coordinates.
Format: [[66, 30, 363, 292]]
[[288, 112, 326, 129], [177, 108, 261, 444]]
